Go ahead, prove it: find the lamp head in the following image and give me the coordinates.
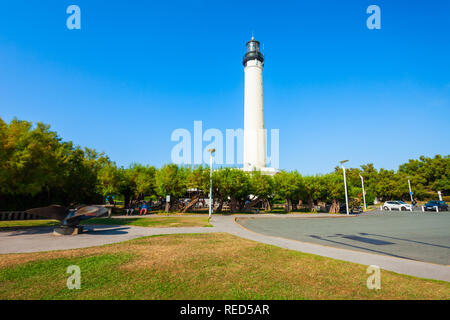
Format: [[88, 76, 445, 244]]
[[339, 160, 349, 165], [208, 148, 216, 154]]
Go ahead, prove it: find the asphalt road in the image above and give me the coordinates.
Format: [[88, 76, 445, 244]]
[[238, 211, 450, 265]]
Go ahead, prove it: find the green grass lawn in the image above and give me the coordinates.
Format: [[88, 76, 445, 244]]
[[0, 220, 60, 230], [0, 233, 448, 300], [82, 216, 212, 228], [0, 217, 211, 229]]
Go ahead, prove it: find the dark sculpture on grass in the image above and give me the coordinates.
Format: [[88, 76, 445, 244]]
[[25, 205, 108, 235]]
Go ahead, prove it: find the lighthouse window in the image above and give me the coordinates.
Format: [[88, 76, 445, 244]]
[[247, 42, 258, 52]]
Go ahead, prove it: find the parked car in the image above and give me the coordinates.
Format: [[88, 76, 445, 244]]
[[424, 200, 448, 212], [339, 203, 362, 214], [383, 201, 412, 211]]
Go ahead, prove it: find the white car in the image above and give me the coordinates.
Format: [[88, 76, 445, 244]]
[[383, 201, 412, 211]]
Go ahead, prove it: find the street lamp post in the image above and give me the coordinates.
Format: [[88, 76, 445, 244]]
[[340, 160, 350, 215], [208, 149, 216, 219], [359, 174, 366, 211], [407, 177, 414, 204]]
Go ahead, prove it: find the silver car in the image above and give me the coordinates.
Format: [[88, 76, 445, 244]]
[[383, 201, 412, 211]]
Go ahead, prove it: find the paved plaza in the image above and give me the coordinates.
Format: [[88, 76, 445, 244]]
[[237, 212, 450, 265]]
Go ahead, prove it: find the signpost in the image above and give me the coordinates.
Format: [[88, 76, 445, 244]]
[[165, 195, 170, 213]]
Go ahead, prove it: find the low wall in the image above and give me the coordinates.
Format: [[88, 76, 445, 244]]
[[0, 211, 45, 221]]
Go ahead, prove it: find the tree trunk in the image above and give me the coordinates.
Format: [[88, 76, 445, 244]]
[[165, 201, 170, 213], [285, 199, 292, 212], [230, 199, 238, 213], [266, 199, 272, 212], [182, 195, 200, 213], [308, 196, 314, 210], [124, 194, 130, 210], [291, 199, 297, 211], [216, 198, 224, 213], [329, 199, 340, 213], [169, 198, 180, 212], [243, 197, 261, 212], [239, 200, 244, 212]]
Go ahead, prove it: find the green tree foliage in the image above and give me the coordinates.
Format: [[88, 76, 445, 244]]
[[0, 118, 109, 210], [97, 163, 157, 207], [273, 171, 304, 212], [319, 173, 345, 212], [97, 163, 121, 198], [398, 155, 450, 194], [249, 170, 274, 210], [187, 165, 210, 193], [133, 164, 157, 200], [301, 175, 321, 208], [182, 165, 210, 213], [1, 117, 448, 212], [155, 164, 188, 210], [213, 168, 250, 212]]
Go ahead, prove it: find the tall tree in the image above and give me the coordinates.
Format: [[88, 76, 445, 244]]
[[273, 171, 304, 212], [247, 170, 274, 211], [183, 165, 209, 213], [155, 164, 188, 211], [213, 168, 250, 213]]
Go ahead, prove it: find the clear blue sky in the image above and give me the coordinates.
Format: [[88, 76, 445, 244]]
[[0, 0, 449, 174]]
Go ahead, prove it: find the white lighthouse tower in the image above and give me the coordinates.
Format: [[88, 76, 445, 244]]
[[243, 37, 265, 170], [243, 37, 275, 173]]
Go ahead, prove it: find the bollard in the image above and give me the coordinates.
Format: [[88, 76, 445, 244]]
[[389, 207, 391, 211], [422, 206, 424, 212], [409, 207, 412, 212], [380, 205, 382, 211], [436, 206, 439, 213]]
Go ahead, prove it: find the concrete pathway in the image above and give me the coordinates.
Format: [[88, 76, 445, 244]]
[[0, 224, 218, 253], [0, 214, 449, 282]]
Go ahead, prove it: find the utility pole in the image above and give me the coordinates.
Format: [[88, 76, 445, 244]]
[[407, 177, 414, 203], [360, 174, 366, 211], [340, 160, 350, 215], [208, 149, 216, 219]]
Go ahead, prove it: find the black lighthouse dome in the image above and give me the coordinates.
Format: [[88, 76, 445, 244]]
[[243, 37, 264, 66]]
